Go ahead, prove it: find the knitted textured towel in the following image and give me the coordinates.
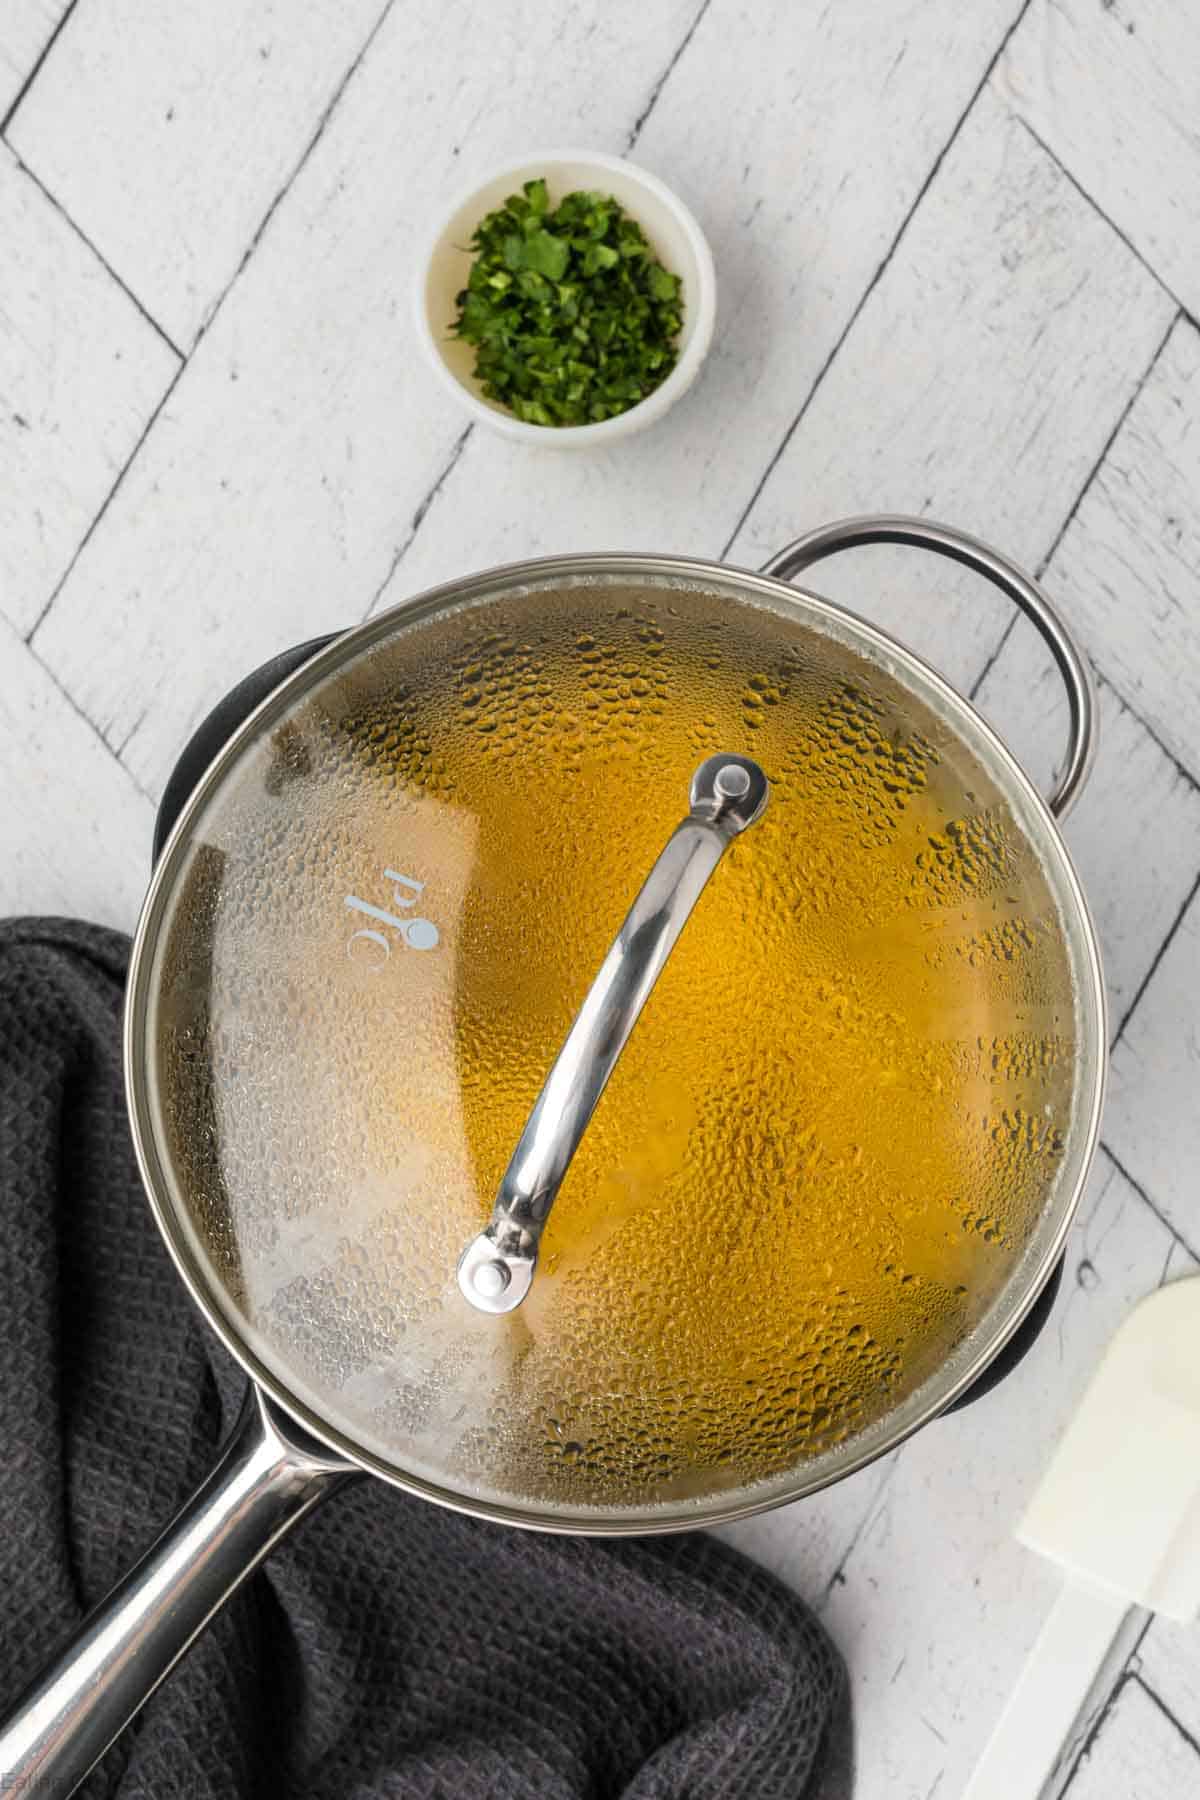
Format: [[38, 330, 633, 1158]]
[[0, 917, 851, 1800]]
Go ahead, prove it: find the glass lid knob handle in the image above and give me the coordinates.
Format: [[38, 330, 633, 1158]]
[[456, 753, 769, 1315]]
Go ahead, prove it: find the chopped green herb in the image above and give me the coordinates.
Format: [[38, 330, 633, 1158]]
[[450, 180, 685, 428]]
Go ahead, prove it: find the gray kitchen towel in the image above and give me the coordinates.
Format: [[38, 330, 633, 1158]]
[[0, 917, 851, 1800]]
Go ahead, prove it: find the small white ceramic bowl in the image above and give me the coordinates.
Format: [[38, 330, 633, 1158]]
[[414, 148, 716, 448]]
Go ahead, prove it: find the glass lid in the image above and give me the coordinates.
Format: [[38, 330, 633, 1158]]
[[137, 564, 1096, 1525]]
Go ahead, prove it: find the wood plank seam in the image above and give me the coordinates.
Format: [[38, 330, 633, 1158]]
[[4, 145, 183, 357], [715, 0, 1034, 563], [625, 0, 716, 146], [1132, 1613, 1200, 1769], [20, 1, 406, 653], [0, 139, 181, 638], [1016, 113, 1199, 335], [978, 654, 1200, 814], [181, 0, 396, 355], [1112, 867, 1200, 1050], [25, 361, 186, 643], [1061, 1671, 1200, 1796], [967, 308, 1183, 701], [26, 639, 155, 804], [1134, 1678, 1200, 1761], [1087, 674, 1200, 813], [1100, 1140, 1200, 1266], [958, 307, 1200, 1061], [10, 0, 402, 363], [1061, 1669, 1135, 1795], [360, 427, 472, 622], [0, 0, 78, 136]]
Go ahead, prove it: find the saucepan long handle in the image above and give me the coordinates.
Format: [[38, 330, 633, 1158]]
[[761, 514, 1098, 819], [0, 1384, 356, 1800]]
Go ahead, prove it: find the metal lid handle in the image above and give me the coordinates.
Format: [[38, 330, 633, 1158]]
[[457, 753, 769, 1314], [761, 514, 1097, 819]]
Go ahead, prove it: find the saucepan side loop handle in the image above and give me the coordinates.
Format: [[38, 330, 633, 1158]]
[[761, 514, 1098, 819], [0, 1384, 356, 1800]]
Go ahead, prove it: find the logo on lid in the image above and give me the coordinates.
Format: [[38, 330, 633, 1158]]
[[345, 870, 439, 967]]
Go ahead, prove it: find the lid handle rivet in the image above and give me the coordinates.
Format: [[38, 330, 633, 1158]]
[[714, 762, 751, 801], [472, 1260, 511, 1299]]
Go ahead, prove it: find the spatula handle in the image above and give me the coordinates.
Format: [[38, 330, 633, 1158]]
[[962, 1579, 1128, 1800]]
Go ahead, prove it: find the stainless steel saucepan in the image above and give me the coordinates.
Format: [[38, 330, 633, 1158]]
[[0, 517, 1105, 1796]]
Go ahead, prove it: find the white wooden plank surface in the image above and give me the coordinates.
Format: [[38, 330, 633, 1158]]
[[724, 86, 1175, 700], [0, 0, 68, 119], [1137, 1618, 1200, 1754], [1006, 316, 1200, 786], [1000, 0, 1200, 320], [29, 0, 705, 802], [1064, 1678, 1200, 1799], [974, 642, 1200, 1032], [370, 0, 1018, 605], [7, 0, 388, 349], [1105, 888, 1200, 1250], [724, 1154, 1194, 1800], [0, 141, 179, 637], [7, 1, 1200, 1786], [0, 619, 153, 928]]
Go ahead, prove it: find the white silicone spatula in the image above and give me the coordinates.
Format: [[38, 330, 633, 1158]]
[[964, 1277, 1200, 1800]]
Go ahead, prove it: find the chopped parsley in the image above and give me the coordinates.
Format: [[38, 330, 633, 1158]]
[[450, 178, 685, 428]]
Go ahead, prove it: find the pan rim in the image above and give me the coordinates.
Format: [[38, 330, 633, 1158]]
[[124, 549, 1107, 1534]]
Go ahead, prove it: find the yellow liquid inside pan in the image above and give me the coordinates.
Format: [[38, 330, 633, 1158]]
[[155, 578, 1076, 1513]]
